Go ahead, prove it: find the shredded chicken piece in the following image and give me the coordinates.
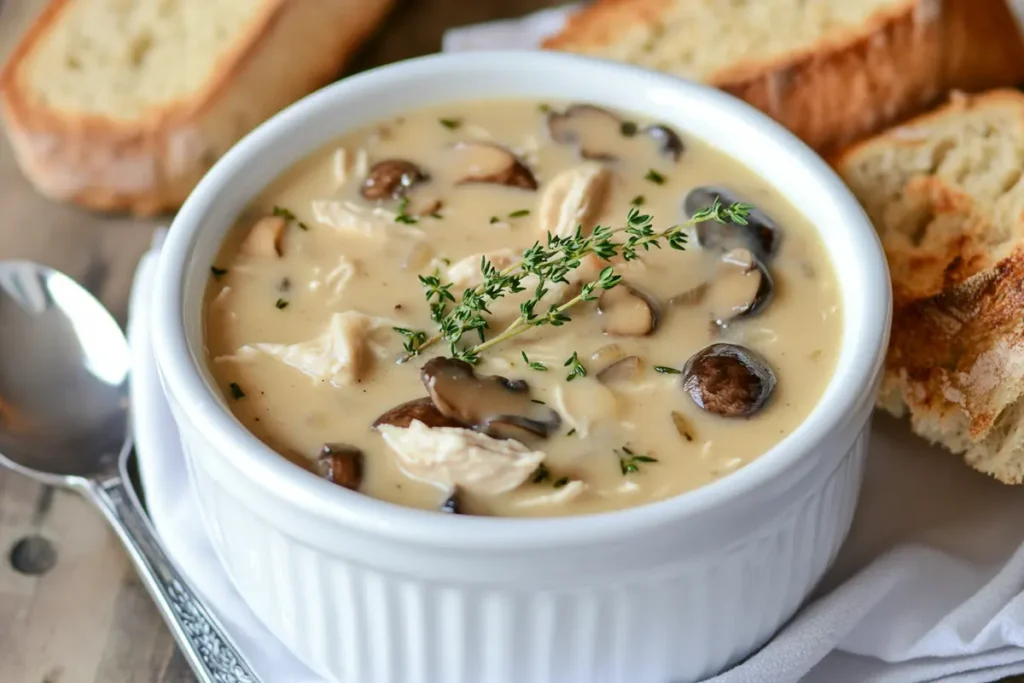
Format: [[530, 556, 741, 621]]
[[446, 249, 519, 289], [239, 216, 287, 257], [549, 379, 618, 439], [377, 420, 546, 496], [538, 162, 611, 238], [513, 480, 587, 508], [241, 311, 394, 387], [324, 256, 357, 302], [312, 200, 424, 240]]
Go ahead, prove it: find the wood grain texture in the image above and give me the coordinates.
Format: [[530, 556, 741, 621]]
[[0, 1, 557, 681]]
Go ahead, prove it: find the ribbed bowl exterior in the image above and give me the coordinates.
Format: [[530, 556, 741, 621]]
[[174, 396, 869, 683]]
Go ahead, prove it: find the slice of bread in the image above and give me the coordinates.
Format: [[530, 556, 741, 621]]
[[835, 89, 1024, 484], [0, 0, 394, 216], [543, 0, 1024, 153]]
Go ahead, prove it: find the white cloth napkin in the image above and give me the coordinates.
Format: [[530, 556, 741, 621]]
[[131, 8, 1024, 681]]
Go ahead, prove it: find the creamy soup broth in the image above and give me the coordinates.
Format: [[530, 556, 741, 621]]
[[204, 100, 841, 517]]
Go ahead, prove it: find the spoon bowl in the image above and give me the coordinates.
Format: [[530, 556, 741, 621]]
[[0, 260, 260, 683], [0, 261, 129, 482]]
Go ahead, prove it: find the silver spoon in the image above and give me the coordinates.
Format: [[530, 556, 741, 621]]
[[0, 261, 261, 683]]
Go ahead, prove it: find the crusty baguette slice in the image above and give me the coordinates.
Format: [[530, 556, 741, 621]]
[[0, 0, 394, 216], [835, 89, 1024, 484], [543, 0, 1024, 153]]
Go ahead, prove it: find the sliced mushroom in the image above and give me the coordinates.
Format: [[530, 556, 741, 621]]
[[372, 397, 464, 430], [316, 443, 364, 490], [597, 284, 659, 336], [361, 159, 429, 200], [670, 410, 695, 442], [538, 162, 611, 238], [239, 216, 287, 257], [450, 142, 537, 190], [644, 125, 685, 162], [547, 105, 625, 161], [548, 105, 685, 163], [421, 357, 561, 440], [668, 282, 708, 308], [590, 343, 626, 367], [707, 248, 774, 327], [596, 355, 643, 384], [684, 186, 780, 261], [681, 343, 776, 417], [441, 489, 462, 514]]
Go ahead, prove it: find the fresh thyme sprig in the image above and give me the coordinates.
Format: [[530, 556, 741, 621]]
[[396, 198, 752, 363]]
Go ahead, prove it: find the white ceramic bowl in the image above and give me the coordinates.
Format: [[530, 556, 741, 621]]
[[152, 52, 891, 683]]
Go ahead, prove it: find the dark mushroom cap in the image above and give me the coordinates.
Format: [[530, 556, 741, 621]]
[[644, 124, 685, 162], [421, 357, 561, 440], [372, 397, 464, 430], [684, 186, 780, 261], [708, 248, 774, 327], [547, 104, 684, 163], [547, 105, 624, 161], [597, 283, 660, 337], [450, 142, 537, 190], [361, 159, 429, 201], [682, 343, 776, 417], [317, 444, 364, 490]]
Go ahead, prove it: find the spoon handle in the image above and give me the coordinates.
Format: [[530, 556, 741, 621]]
[[83, 476, 262, 683]]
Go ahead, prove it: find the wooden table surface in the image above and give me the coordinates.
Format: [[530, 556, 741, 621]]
[[0, 1, 558, 681], [1, 2, 1022, 683]]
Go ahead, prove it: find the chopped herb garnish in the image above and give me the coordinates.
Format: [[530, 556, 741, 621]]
[[275, 298, 289, 310], [654, 365, 681, 374], [489, 216, 501, 224], [645, 169, 666, 185], [630, 194, 646, 207], [531, 399, 547, 405], [567, 428, 577, 436], [439, 117, 463, 130], [394, 197, 419, 225], [508, 209, 531, 219], [531, 463, 550, 483], [522, 351, 547, 371], [539, 103, 552, 113], [620, 121, 639, 137], [210, 266, 228, 280], [563, 352, 587, 382], [553, 476, 570, 489], [273, 205, 308, 230], [617, 446, 658, 475], [430, 212, 444, 219], [394, 199, 754, 362], [393, 327, 429, 356], [229, 383, 245, 400], [441, 257, 452, 266]]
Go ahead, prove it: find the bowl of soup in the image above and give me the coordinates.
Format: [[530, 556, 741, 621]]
[[151, 52, 890, 683]]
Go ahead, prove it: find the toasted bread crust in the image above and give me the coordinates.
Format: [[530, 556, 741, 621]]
[[0, 0, 394, 216], [837, 89, 1024, 484], [544, 0, 1024, 153]]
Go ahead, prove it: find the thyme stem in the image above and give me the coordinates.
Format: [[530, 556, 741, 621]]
[[399, 199, 751, 363]]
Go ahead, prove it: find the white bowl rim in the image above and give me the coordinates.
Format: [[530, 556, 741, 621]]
[[151, 51, 891, 551]]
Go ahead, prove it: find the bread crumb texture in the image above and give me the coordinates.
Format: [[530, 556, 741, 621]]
[[21, 0, 267, 121], [545, 0, 911, 82], [20, 0, 268, 120], [837, 89, 1024, 483]]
